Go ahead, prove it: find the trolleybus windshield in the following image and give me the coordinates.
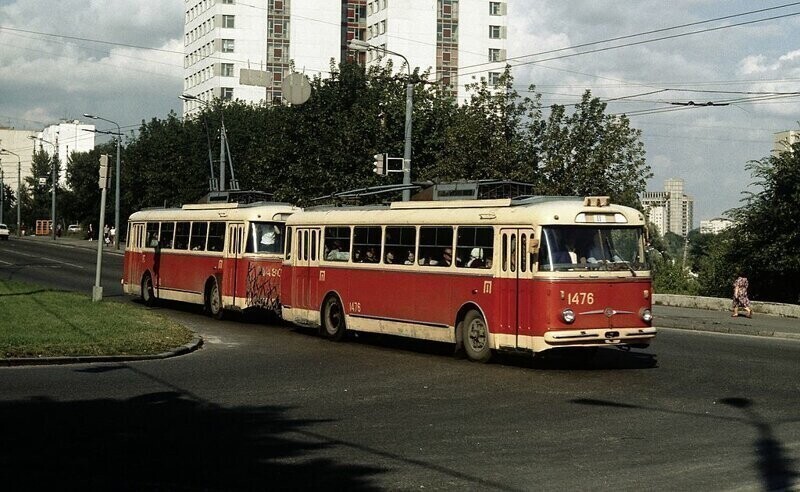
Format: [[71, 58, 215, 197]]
[[538, 225, 646, 272], [246, 222, 286, 254]]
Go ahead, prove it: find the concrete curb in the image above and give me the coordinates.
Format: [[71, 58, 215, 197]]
[[0, 334, 203, 367], [657, 323, 800, 340]]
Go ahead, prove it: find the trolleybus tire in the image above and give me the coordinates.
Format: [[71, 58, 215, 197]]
[[141, 273, 156, 307], [321, 294, 346, 341], [462, 309, 492, 363], [206, 278, 224, 320]]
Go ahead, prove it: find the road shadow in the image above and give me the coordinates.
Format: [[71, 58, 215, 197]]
[[0, 391, 384, 490], [572, 397, 798, 490]]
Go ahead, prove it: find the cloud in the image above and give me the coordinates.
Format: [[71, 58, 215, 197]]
[[0, 0, 183, 129]]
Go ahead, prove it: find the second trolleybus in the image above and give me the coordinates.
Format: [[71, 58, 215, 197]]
[[123, 201, 300, 318], [280, 195, 656, 362]]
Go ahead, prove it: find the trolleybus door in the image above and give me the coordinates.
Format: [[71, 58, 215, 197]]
[[225, 222, 245, 307], [498, 228, 535, 348], [127, 223, 146, 290], [292, 228, 321, 324]]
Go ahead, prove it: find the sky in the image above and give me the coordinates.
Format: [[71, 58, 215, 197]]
[[1, 1, 799, 223]]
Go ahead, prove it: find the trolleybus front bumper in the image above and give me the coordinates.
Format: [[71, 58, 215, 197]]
[[544, 327, 657, 346]]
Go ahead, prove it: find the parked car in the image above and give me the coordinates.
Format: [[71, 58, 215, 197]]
[[0, 223, 9, 240], [68, 224, 82, 233]]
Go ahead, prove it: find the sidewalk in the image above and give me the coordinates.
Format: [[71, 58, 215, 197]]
[[15, 233, 125, 256], [653, 304, 800, 340]]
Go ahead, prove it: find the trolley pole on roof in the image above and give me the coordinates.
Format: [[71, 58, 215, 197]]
[[348, 39, 414, 201]]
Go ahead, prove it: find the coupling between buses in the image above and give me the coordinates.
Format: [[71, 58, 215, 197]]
[[122, 194, 656, 362]]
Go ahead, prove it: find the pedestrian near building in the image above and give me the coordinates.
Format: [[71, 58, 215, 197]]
[[732, 272, 753, 318], [88, 223, 94, 241]]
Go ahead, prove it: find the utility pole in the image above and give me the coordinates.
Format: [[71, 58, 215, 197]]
[[52, 134, 58, 240], [347, 40, 414, 201], [83, 114, 122, 249], [93, 154, 110, 302]]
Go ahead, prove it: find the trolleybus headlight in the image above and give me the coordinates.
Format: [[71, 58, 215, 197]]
[[562, 308, 576, 324], [640, 308, 653, 322]]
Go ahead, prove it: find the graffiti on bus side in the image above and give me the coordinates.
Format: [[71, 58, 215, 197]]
[[246, 263, 280, 311]]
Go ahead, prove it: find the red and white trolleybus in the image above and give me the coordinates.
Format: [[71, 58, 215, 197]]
[[281, 196, 655, 362], [122, 201, 300, 318]]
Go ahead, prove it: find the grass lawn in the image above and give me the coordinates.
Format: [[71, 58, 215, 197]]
[[0, 279, 194, 359]]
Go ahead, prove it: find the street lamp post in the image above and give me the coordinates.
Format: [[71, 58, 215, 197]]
[[0, 148, 22, 237], [28, 135, 58, 240], [348, 39, 414, 201], [84, 114, 122, 249]]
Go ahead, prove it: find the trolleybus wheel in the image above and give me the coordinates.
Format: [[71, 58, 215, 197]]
[[141, 274, 155, 307], [322, 295, 346, 341], [462, 309, 491, 363], [206, 278, 224, 320]]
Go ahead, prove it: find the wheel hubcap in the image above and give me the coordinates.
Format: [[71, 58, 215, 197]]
[[327, 301, 342, 334], [468, 319, 487, 350], [211, 285, 220, 312]]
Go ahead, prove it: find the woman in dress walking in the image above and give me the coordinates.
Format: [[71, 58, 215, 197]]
[[732, 272, 753, 318]]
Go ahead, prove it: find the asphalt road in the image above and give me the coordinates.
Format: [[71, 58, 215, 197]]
[[2, 237, 799, 490]]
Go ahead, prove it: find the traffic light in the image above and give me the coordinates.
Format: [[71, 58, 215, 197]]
[[98, 154, 110, 189], [373, 153, 386, 175]]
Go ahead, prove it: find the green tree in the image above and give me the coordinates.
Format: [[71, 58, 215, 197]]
[[537, 91, 650, 207], [23, 149, 62, 231], [727, 139, 800, 302], [62, 142, 117, 229]]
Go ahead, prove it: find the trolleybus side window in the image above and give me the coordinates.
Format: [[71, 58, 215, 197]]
[[418, 226, 454, 267], [384, 226, 415, 265], [190, 221, 208, 251], [207, 222, 226, 252], [311, 230, 318, 261], [174, 222, 190, 250], [456, 226, 493, 269], [159, 221, 175, 249], [324, 226, 351, 262], [146, 222, 160, 248], [353, 226, 381, 263]]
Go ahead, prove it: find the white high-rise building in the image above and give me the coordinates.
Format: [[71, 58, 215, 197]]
[[699, 218, 733, 235], [182, 0, 508, 115], [0, 127, 38, 191], [641, 178, 694, 237], [773, 130, 799, 154], [38, 121, 96, 186]]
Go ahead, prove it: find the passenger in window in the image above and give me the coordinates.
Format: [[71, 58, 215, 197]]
[[442, 248, 453, 266], [364, 247, 379, 263], [353, 249, 362, 263], [466, 248, 485, 268], [326, 240, 346, 261], [404, 250, 415, 265], [384, 250, 395, 264], [261, 225, 280, 250], [364, 248, 378, 263]]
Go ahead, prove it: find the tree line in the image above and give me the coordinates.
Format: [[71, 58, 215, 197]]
[[1, 62, 797, 303]]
